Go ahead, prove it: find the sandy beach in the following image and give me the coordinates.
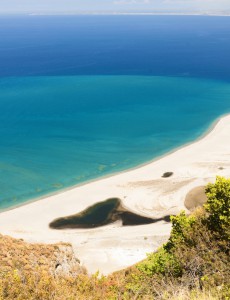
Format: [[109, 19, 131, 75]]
[[0, 114, 230, 275]]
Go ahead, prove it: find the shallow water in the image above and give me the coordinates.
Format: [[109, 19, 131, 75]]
[[0, 16, 230, 210]]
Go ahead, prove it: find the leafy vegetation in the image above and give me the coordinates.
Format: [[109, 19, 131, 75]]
[[0, 176, 229, 299], [205, 176, 230, 239]]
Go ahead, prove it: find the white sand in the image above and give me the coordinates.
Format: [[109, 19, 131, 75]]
[[0, 115, 230, 275]]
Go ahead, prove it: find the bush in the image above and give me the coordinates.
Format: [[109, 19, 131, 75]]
[[137, 247, 181, 277], [164, 211, 196, 251], [136, 177, 230, 298], [205, 176, 230, 239]]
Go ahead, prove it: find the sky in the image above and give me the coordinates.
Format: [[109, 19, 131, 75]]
[[0, 0, 230, 14]]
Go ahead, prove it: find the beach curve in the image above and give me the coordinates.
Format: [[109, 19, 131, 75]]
[[0, 114, 230, 274]]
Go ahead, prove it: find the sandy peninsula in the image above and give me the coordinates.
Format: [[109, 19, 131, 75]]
[[0, 114, 230, 275]]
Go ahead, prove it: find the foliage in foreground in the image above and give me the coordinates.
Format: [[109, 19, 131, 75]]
[[0, 176, 229, 299]]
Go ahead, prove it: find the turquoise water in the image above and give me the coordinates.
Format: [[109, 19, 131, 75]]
[[1, 16, 230, 210], [1, 75, 230, 210]]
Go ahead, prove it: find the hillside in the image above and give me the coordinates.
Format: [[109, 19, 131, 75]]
[[0, 176, 229, 299]]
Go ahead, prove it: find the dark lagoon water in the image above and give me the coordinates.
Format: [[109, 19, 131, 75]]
[[49, 198, 163, 229], [0, 16, 230, 210]]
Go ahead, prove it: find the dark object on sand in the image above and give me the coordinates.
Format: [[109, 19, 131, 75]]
[[162, 172, 173, 178]]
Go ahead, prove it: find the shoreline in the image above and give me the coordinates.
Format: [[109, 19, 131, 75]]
[[0, 112, 224, 214], [0, 114, 230, 274]]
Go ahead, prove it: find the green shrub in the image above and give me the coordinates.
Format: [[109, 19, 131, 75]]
[[164, 211, 196, 251], [205, 176, 230, 239], [137, 247, 181, 277]]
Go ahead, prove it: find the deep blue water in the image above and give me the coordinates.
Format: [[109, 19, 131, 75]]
[[0, 16, 230, 210]]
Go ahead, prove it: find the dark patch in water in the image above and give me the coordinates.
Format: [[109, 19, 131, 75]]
[[49, 198, 170, 229], [120, 211, 168, 226]]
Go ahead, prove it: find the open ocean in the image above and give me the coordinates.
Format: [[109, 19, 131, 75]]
[[0, 15, 230, 210]]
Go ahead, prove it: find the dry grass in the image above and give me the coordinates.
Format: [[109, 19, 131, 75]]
[[0, 223, 228, 300]]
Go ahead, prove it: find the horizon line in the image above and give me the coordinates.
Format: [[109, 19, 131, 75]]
[[1, 11, 230, 17]]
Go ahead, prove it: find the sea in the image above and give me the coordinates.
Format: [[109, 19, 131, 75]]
[[0, 15, 230, 210]]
